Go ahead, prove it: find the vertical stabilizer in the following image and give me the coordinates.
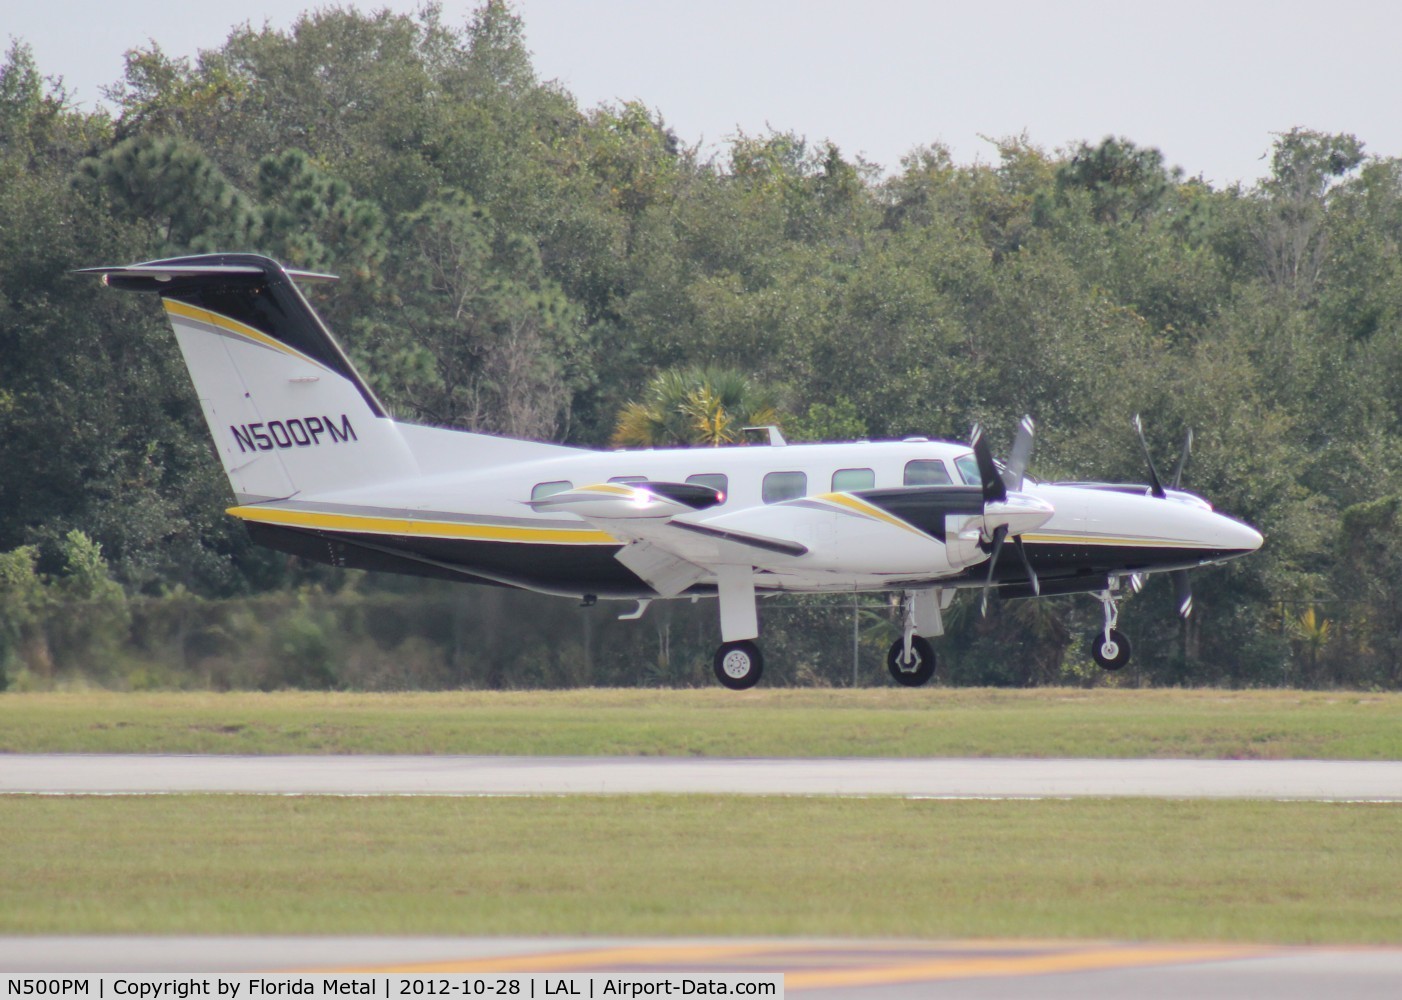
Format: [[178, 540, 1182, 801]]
[[79, 254, 418, 502]]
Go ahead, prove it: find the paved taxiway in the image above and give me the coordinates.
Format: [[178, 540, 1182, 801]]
[[3, 938, 1402, 998], [4, 753, 1401, 798]]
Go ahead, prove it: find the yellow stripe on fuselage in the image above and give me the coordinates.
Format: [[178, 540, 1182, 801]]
[[228, 505, 619, 545], [163, 299, 330, 373], [816, 493, 927, 537], [1021, 532, 1209, 549]]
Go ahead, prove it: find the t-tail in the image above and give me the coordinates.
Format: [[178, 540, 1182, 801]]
[[77, 254, 419, 502]]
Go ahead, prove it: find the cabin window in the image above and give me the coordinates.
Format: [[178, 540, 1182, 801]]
[[903, 460, 952, 486], [686, 473, 728, 500], [832, 467, 875, 492], [531, 480, 572, 500], [954, 454, 980, 486], [608, 476, 648, 484], [762, 471, 807, 504]]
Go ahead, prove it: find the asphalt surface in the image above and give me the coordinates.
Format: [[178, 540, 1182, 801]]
[[3, 753, 1401, 799], [2, 938, 1401, 998]]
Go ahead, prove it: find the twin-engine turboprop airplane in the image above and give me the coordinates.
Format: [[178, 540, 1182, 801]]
[[80, 254, 1263, 688]]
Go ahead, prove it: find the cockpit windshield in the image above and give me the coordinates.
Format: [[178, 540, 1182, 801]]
[[954, 451, 1040, 488]]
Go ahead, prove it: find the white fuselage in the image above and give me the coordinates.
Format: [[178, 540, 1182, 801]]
[[239, 431, 1262, 598]]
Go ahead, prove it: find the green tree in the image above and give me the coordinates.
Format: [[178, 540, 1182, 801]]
[[73, 133, 258, 252], [1337, 496, 1402, 685], [1254, 128, 1365, 301], [612, 368, 783, 447], [255, 148, 386, 276], [1055, 136, 1178, 225], [0, 545, 48, 686], [46, 530, 131, 677], [367, 193, 583, 438]]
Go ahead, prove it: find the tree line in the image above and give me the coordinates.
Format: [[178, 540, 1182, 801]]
[[1, 1, 1400, 690]]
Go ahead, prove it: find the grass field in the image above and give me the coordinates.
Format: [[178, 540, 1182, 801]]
[[5, 690, 1398, 945], [1, 794, 1397, 943], [2, 688, 1400, 759]]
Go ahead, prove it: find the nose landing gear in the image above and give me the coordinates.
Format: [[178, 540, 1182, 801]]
[[1088, 588, 1132, 670], [884, 588, 946, 686], [887, 635, 937, 686]]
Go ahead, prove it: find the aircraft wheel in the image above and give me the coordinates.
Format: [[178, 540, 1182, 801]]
[[713, 640, 764, 690], [1089, 628, 1132, 670], [887, 636, 937, 686]]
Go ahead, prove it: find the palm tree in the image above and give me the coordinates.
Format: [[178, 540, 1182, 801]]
[[612, 368, 783, 447], [1291, 606, 1333, 683]]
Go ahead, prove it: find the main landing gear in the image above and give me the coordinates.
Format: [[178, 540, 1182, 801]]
[[713, 640, 763, 690], [707, 585, 949, 689], [1088, 588, 1133, 670]]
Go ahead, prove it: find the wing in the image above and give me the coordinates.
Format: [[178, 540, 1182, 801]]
[[527, 482, 808, 596]]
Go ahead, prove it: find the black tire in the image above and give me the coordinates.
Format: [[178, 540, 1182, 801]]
[[887, 636, 937, 687], [1089, 628, 1132, 670], [713, 640, 764, 690]]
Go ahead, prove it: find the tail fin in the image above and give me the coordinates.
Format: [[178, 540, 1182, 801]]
[[79, 253, 419, 502]]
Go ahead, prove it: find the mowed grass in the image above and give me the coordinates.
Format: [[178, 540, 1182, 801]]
[[2, 689, 1400, 759], [1, 794, 1398, 943]]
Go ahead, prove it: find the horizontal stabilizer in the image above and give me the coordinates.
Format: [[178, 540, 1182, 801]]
[[75, 263, 339, 287]]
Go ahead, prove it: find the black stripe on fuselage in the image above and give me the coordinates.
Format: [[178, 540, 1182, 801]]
[[850, 486, 984, 542], [246, 522, 1257, 602], [945, 541, 1256, 591], [245, 521, 655, 598]]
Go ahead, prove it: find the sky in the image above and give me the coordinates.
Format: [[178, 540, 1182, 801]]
[[8, 0, 1402, 188]]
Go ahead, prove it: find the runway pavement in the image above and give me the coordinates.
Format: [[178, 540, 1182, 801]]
[[2, 937, 1401, 998], [3, 752, 1401, 799]]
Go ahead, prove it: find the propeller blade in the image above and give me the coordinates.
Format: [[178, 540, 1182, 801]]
[[1132, 414, 1167, 499], [970, 424, 1008, 504], [1129, 573, 1145, 594], [1173, 570, 1193, 618], [1171, 428, 1193, 490], [1013, 534, 1040, 597], [1002, 415, 1036, 491], [981, 524, 1008, 616]]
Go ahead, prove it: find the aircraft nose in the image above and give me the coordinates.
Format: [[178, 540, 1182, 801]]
[[1218, 514, 1263, 554]]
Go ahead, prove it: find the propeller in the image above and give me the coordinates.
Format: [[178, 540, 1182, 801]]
[[1132, 415, 1196, 619], [970, 423, 1007, 504], [1173, 569, 1193, 618], [1132, 414, 1167, 500], [1002, 415, 1036, 491], [1171, 428, 1193, 490], [1133, 414, 1193, 499], [972, 417, 1041, 615]]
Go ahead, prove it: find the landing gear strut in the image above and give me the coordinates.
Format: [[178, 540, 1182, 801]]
[[886, 589, 944, 686], [1088, 588, 1132, 670]]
